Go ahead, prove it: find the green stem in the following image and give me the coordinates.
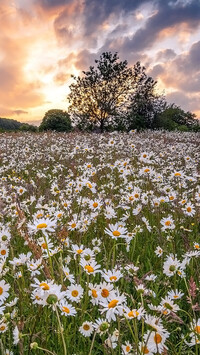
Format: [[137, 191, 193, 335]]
[[54, 305, 67, 355], [43, 233, 54, 278], [37, 347, 57, 355], [89, 331, 97, 355]]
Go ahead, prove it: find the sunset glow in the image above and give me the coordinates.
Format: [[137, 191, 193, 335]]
[[0, 0, 200, 124]]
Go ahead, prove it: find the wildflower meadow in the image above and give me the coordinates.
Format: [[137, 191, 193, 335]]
[[0, 130, 199, 355]]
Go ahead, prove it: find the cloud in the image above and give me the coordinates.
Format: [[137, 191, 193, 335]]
[[12, 110, 28, 115], [119, 0, 200, 53]]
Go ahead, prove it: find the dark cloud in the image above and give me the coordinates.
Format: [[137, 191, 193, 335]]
[[166, 91, 200, 115], [155, 49, 177, 62], [12, 110, 28, 115], [120, 0, 200, 53], [36, 0, 72, 9], [82, 0, 151, 36]]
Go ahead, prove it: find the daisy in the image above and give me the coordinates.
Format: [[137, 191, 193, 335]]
[[13, 326, 20, 345], [144, 330, 169, 354], [102, 268, 123, 283], [79, 259, 101, 275], [28, 218, 56, 234], [66, 284, 84, 303], [0, 280, 10, 305], [79, 321, 94, 337], [160, 216, 175, 231], [99, 282, 114, 301], [121, 341, 132, 354], [167, 289, 184, 300], [160, 297, 180, 314], [100, 291, 126, 322], [0, 244, 9, 259], [93, 318, 110, 334], [105, 223, 128, 240], [163, 255, 181, 277], [59, 300, 77, 317], [71, 244, 85, 257], [183, 202, 196, 216], [155, 246, 163, 257], [0, 322, 7, 333], [62, 266, 75, 284]]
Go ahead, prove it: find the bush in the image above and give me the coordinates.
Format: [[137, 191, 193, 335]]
[[39, 110, 72, 132]]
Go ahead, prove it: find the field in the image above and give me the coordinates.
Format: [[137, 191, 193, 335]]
[[0, 130, 199, 355]]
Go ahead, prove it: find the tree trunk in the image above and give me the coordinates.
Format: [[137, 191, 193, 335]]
[[100, 120, 104, 133]]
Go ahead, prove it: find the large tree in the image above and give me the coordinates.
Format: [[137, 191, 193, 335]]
[[68, 52, 137, 132], [68, 52, 165, 132]]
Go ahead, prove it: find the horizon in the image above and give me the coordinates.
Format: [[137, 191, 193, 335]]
[[0, 0, 200, 124]]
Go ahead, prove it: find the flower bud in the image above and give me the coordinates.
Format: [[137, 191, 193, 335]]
[[46, 294, 58, 305]]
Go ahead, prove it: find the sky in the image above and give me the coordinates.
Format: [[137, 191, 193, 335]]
[[0, 0, 200, 125]]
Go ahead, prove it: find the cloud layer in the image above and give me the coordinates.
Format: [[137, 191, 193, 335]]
[[0, 0, 199, 123]]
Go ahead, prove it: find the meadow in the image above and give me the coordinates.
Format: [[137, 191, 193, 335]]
[[0, 130, 199, 355]]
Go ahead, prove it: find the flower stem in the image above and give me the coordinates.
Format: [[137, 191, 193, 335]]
[[54, 305, 67, 355]]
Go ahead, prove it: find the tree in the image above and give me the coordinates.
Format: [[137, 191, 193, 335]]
[[125, 62, 166, 130], [68, 52, 137, 132], [39, 109, 72, 132], [155, 104, 199, 131]]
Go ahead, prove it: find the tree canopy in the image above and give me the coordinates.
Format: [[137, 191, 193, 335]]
[[39, 109, 72, 132]]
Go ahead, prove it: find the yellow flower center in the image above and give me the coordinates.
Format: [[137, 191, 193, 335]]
[[87, 183, 92, 188], [37, 223, 47, 229], [126, 346, 130, 352], [143, 154, 147, 158], [101, 289, 109, 298], [62, 306, 70, 314], [83, 324, 90, 330], [0, 326, 5, 331], [173, 295, 179, 299], [165, 220, 171, 226], [0, 287, 3, 295], [71, 290, 78, 297], [92, 289, 97, 298], [129, 196, 134, 201], [169, 196, 174, 200], [93, 202, 98, 208], [187, 207, 192, 212], [108, 299, 119, 308], [144, 168, 150, 173], [71, 223, 76, 228], [154, 333, 162, 344], [39, 282, 50, 290], [57, 213, 62, 218], [37, 213, 43, 218], [134, 193, 139, 198], [128, 310, 139, 318], [175, 172, 181, 176], [19, 189, 23, 193], [41, 243, 47, 249], [84, 265, 94, 273], [112, 230, 121, 237], [110, 276, 117, 281], [77, 249, 83, 254], [194, 325, 200, 334], [194, 244, 199, 249], [1, 250, 6, 255], [141, 346, 149, 354]]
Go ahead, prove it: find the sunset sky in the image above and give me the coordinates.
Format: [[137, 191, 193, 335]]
[[1, 0, 200, 125]]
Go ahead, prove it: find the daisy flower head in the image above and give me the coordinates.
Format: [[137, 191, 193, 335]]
[[28, 218, 56, 234], [100, 291, 127, 322], [80, 259, 101, 275], [102, 267, 123, 283], [66, 284, 84, 303], [122, 341, 132, 354], [167, 289, 184, 300], [93, 318, 110, 334], [144, 330, 169, 354], [0, 322, 8, 333], [183, 202, 196, 217], [79, 321, 94, 337], [160, 215, 175, 231], [99, 282, 114, 301], [163, 255, 181, 277], [0, 280, 10, 305], [105, 223, 128, 240], [59, 300, 77, 317]]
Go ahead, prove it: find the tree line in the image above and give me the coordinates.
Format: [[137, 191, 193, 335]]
[[40, 52, 199, 133], [1, 52, 199, 133]]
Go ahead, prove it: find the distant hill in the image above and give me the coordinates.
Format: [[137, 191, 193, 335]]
[[0, 117, 37, 132]]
